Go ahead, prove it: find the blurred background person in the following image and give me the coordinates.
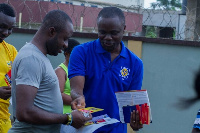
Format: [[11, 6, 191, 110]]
[[177, 69, 200, 133], [188, 70, 200, 133], [55, 38, 80, 114]]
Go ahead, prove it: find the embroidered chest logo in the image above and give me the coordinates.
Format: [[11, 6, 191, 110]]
[[119, 66, 130, 80], [7, 61, 12, 69]]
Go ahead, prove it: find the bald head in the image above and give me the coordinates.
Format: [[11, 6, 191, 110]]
[[41, 10, 72, 32]]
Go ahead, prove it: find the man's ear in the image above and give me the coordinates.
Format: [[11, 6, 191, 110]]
[[48, 27, 56, 37], [123, 25, 126, 33]]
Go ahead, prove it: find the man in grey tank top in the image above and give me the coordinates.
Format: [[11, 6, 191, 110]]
[[9, 10, 92, 133]]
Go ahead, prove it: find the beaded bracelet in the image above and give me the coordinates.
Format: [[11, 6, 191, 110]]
[[66, 113, 73, 125]]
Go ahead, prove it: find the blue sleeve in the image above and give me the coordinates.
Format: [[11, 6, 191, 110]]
[[129, 58, 143, 90], [68, 45, 86, 79]]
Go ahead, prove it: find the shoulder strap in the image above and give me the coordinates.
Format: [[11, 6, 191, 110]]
[[59, 63, 68, 74]]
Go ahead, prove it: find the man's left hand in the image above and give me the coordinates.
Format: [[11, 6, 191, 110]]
[[71, 96, 85, 110], [0, 86, 11, 100], [130, 110, 143, 131]]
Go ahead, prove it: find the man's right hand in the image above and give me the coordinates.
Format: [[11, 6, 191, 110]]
[[0, 86, 11, 100], [71, 110, 92, 129], [71, 96, 86, 110]]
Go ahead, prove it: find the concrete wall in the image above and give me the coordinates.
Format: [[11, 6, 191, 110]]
[[140, 9, 187, 40], [80, 0, 144, 7], [47, 0, 144, 7], [127, 39, 200, 133], [142, 10, 179, 28], [140, 42, 200, 133], [176, 15, 186, 40], [5, 32, 200, 133]]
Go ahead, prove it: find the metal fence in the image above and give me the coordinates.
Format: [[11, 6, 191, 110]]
[[1, 0, 199, 41]]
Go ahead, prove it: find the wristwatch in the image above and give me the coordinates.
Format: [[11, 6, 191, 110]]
[[66, 113, 73, 125]]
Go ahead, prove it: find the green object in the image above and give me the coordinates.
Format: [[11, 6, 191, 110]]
[[59, 63, 72, 113]]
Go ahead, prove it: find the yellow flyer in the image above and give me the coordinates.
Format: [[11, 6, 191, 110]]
[[79, 107, 104, 113]]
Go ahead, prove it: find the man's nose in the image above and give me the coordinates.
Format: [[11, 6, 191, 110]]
[[104, 34, 112, 40]]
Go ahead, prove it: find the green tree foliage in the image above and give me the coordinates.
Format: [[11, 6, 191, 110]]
[[145, 26, 157, 38], [151, 0, 181, 10]]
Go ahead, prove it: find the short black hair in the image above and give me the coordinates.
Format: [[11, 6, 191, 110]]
[[41, 10, 72, 32], [97, 7, 125, 25], [64, 39, 80, 56], [0, 3, 15, 17]]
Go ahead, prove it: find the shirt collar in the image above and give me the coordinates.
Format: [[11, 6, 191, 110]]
[[96, 39, 127, 58], [120, 41, 127, 58]]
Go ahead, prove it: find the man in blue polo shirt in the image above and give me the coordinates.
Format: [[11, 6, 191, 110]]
[[68, 7, 143, 132]]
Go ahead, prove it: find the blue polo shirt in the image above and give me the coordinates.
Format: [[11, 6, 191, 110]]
[[68, 39, 143, 133]]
